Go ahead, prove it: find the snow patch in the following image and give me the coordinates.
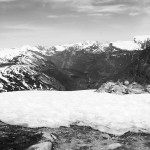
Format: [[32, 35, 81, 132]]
[[134, 35, 150, 44], [0, 90, 150, 135], [112, 41, 141, 50], [54, 41, 98, 51], [0, 45, 39, 61]]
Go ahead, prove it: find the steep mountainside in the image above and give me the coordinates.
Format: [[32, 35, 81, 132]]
[[50, 42, 141, 89], [117, 46, 150, 85], [49, 35, 150, 90]]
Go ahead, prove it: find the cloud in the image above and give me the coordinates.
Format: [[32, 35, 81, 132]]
[[2, 0, 149, 17], [3, 24, 41, 30], [1, 0, 150, 20], [47, 14, 78, 18], [144, 6, 150, 15], [129, 12, 141, 16], [41, 0, 147, 16], [47, 15, 60, 18], [0, 0, 15, 2], [73, 0, 150, 16], [77, 4, 128, 15]]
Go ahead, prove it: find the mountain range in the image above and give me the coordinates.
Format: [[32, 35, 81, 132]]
[[0, 35, 150, 92]]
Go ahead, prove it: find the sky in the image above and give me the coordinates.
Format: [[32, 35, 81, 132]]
[[0, 0, 150, 48]]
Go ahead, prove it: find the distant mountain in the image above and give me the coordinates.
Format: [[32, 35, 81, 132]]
[[0, 35, 150, 92], [0, 45, 65, 92], [49, 35, 150, 90]]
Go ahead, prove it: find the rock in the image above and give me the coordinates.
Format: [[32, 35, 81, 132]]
[[107, 143, 122, 149], [101, 133, 111, 140], [97, 81, 148, 94], [130, 89, 145, 94], [111, 84, 128, 95], [0, 83, 3, 88], [97, 81, 116, 93], [124, 80, 129, 86], [42, 132, 57, 142], [129, 82, 145, 94], [146, 85, 150, 93], [97, 81, 128, 95], [26, 142, 52, 150], [0, 121, 43, 150]]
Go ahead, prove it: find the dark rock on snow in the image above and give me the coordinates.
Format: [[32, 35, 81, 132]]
[[1, 121, 150, 150], [97, 81, 146, 94]]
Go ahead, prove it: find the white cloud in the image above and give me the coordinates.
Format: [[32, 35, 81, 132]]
[[47, 14, 78, 18], [76, 1, 150, 16], [3, 24, 41, 30], [144, 6, 150, 15], [33, 0, 71, 3], [47, 15, 60, 18], [129, 12, 140, 16], [78, 4, 128, 14], [30, 0, 150, 16], [128, 6, 150, 16], [0, 0, 15, 2]]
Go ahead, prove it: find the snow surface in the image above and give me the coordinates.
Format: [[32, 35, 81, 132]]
[[134, 35, 150, 44], [112, 41, 141, 50], [0, 45, 39, 60], [0, 90, 150, 135]]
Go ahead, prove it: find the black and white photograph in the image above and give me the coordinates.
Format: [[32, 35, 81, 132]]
[[0, 0, 150, 149]]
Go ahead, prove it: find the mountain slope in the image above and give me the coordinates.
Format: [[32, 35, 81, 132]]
[[50, 43, 141, 89], [49, 35, 150, 90], [117, 46, 150, 85], [0, 35, 150, 91], [0, 46, 65, 92]]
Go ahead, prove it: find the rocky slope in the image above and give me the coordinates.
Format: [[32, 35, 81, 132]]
[[49, 35, 150, 90], [49, 41, 140, 90], [115, 47, 150, 84], [1, 120, 150, 150], [0, 46, 65, 92]]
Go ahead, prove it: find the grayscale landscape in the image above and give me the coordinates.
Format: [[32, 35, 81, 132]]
[[1, 0, 150, 149]]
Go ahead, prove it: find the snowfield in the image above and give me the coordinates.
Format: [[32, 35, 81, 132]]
[[112, 40, 141, 50], [134, 35, 150, 44], [0, 90, 150, 135]]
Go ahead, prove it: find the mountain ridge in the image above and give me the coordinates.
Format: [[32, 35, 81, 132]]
[[2, 34, 150, 54], [0, 35, 150, 92]]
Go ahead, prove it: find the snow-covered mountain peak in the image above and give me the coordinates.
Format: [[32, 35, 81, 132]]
[[0, 34, 150, 63], [54, 40, 99, 52], [0, 44, 65, 92], [76, 40, 98, 47], [53, 37, 146, 53], [0, 45, 40, 62], [20, 45, 39, 52]]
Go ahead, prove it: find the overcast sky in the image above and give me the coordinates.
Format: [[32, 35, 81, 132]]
[[0, 0, 150, 48]]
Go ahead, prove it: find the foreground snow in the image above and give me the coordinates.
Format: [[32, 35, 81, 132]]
[[0, 90, 150, 135]]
